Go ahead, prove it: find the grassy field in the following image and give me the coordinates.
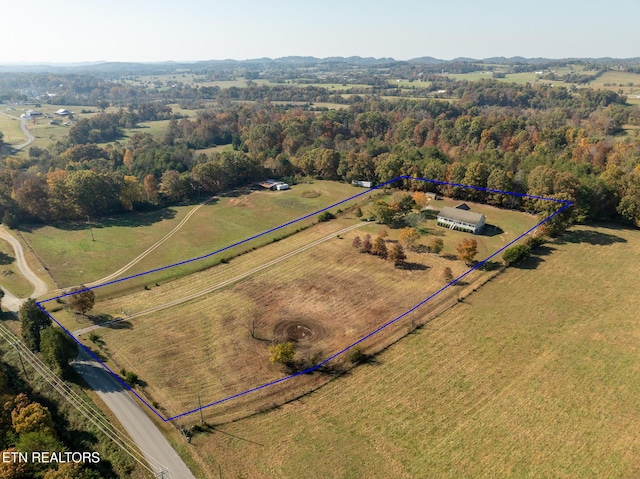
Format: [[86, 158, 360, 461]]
[[0, 113, 27, 146], [61, 198, 537, 420], [26, 181, 364, 291], [177, 223, 640, 479], [589, 71, 640, 89], [0, 237, 33, 298]]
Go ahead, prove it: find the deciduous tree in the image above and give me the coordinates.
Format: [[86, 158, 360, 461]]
[[387, 243, 407, 268], [68, 286, 95, 316], [442, 266, 454, 283], [360, 234, 372, 253], [429, 237, 444, 254], [11, 402, 55, 436], [456, 238, 478, 265], [269, 342, 295, 365], [19, 299, 51, 351], [398, 227, 420, 251], [40, 327, 79, 376], [371, 236, 388, 258]]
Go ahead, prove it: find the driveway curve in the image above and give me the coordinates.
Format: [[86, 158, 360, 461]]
[[0, 111, 35, 150], [0, 226, 49, 311]]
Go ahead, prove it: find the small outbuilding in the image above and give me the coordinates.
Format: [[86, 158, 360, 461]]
[[352, 180, 373, 188], [437, 205, 486, 234], [259, 179, 290, 191], [55, 108, 70, 116]]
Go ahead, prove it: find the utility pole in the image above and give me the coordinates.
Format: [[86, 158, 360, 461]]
[[86, 215, 95, 241], [11, 342, 29, 379], [198, 392, 204, 425]]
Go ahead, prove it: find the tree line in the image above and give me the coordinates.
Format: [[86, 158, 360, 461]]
[[0, 79, 638, 228]]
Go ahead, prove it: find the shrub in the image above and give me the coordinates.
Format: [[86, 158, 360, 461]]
[[124, 371, 138, 385], [318, 211, 336, 222], [348, 346, 364, 364], [502, 244, 531, 266], [2, 211, 18, 229], [525, 234, 546, 251]]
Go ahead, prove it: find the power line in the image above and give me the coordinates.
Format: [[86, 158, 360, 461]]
[[0, 324, 162, 477]]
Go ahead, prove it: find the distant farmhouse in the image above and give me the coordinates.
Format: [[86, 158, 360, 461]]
[[259, 179, 290, 191], [437, 203, 486, 234], [55, 108, 70, 116]]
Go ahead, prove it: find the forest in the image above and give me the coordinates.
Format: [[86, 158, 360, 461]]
[[0, 65, 639, 232]]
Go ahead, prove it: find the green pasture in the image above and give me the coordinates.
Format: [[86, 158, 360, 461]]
[[25, 180, 363, 292], [187, 224, 640, 478], [0, 113, 27, 146]]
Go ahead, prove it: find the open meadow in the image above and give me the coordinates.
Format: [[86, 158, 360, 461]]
[[58, 197, 538, 421], [177, 224, 640, 479], [26, 181, 367, 293]]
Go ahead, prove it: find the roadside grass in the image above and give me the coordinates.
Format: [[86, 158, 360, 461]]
[[0, 237, 34, 298], [26, 181, 363, 291], [0, 113, 27, 146], [65, 198, 535, 419], [180, 224, 640, 479]]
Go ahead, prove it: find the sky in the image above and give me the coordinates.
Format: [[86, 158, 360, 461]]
[[2, 0, 639, 64]]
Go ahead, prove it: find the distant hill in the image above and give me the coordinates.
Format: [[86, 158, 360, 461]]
[[2, 56, 640, 75]]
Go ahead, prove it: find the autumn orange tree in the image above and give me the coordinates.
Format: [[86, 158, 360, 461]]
[[398, 227, 420, 251], [456, 238, 478, 265], [371, 236, 388, 258], [387, 243, 407, 268]]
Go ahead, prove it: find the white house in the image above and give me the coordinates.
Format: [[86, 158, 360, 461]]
[[55, 108, 70, 116], [437, 205, 486, 234]]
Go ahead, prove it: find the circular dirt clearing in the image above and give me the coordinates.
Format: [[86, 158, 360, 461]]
[[273, 320, 328, 343]]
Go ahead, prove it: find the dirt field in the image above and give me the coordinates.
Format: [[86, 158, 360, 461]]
[[65, 199, 537, 422]]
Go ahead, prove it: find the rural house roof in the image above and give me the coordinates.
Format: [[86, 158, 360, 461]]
[[438, 206, 485, 225]]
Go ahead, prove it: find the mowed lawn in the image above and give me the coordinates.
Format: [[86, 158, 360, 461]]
[[26, 181, 364, 292], [181, 224, 640, 479]]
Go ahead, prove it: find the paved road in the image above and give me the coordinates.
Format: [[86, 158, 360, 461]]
[[73, 350, 196, 479], [0, 226, 49, 311], [0, 111, 34, 150], [0, 226, 197, 478], [74, 222, 366, 336]]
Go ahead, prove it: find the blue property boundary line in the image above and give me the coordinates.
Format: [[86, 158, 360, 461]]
[[36, 177, 572, 422]]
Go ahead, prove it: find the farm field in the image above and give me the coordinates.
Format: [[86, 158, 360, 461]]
[[180, 224, 640, 479], [588, 71, 640, 90], [65, 197, 538, 420], [26, 180, 365, 291]]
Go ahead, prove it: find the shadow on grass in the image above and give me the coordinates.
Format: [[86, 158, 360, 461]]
[[511, 255, 545, 270], [0, 252, 14, 265], [399, 262, 429, 271], [479, 224, 504, 237], [18, 200, 218, 233], [558, 228, 628, 246]]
